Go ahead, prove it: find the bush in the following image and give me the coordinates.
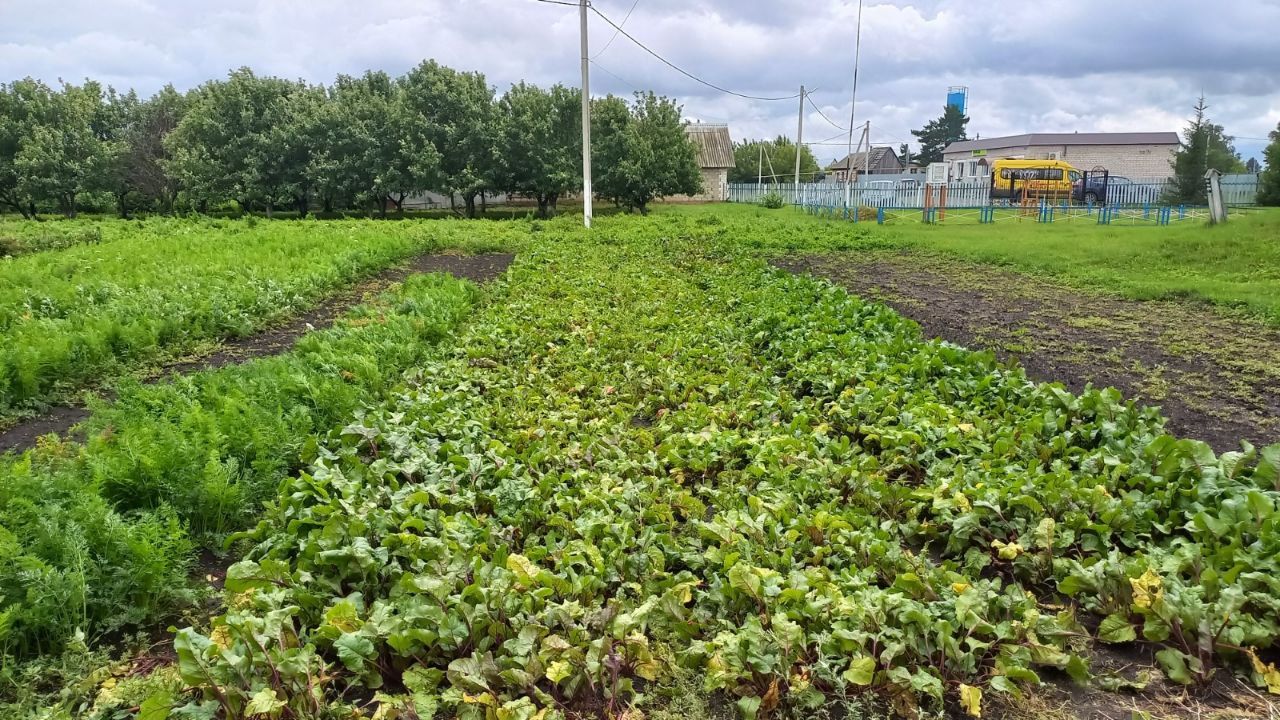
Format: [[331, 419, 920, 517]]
[[758, 191, 785, 209]]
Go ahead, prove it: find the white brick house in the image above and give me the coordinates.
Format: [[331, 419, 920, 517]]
[[942, 132, 1180, 182], [670, 123, 735, 202]]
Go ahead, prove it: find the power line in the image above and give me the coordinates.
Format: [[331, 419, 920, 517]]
[[589, 5, 802, 102], [592, 0, 642, 58], [806, 94, 848, 133], [531, 0, 579, 6], [590, 58, 637, 89]]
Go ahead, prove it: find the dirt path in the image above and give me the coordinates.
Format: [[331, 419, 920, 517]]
[[0, 252, 514, 454], [774, 252, 1280, 453]]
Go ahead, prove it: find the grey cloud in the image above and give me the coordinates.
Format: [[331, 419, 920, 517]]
[[1, 0, 1276, 161]]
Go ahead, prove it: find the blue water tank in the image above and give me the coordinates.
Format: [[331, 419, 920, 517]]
[[946, 86, 968, 115]]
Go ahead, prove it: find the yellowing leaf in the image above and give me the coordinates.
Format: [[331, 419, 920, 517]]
[[462, 692, 498, 707], [843, 656, 876, 686], [1247, 649, 1280, 695], [992, 539, 1023, 560], [1130, 569, 1164, 609], [951, 582, 971, 594], [209, 624, 233, 649], [506, 553, 539, 586], [959, 683, 982, 717], [246, 687, 286, 716], [957, 423, 975, 433], [546, 660, 573, 683]]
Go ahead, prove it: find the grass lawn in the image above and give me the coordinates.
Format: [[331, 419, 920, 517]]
[[660, 203, 1280, 325]]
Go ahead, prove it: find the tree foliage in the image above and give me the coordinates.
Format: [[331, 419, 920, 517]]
[[0, 78, 57, 218], [167, 69, 309, 216], [308, 71, 440, 216], [495, 82, 582, 217], [0, 60, 717, 218], [910, 105, 969, 166], [1169, 96, 1245, 204], [401, 61, 499, 218], [1258, 122, 1280, 206], [592, 92, 701, 213], [729, 136, 820, 184], [13, 80, 112, 218]]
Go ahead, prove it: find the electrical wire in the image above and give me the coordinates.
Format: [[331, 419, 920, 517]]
[[806, 94, 848, 133], [592, 0, 641, 58], [531, 0, 580, 6], [590, 59, 638, 89], [589, 5, 802, 102]]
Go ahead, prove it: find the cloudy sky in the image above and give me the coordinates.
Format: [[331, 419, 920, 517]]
[[2, 0, 1277, 166]]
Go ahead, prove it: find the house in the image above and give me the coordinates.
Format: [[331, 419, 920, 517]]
[[942, 132, 1180, 182], [674, 123, 735, 202], [826, 146, 904, 182]]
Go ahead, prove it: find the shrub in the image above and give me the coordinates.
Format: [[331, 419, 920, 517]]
[[758, 191, 786, 209]]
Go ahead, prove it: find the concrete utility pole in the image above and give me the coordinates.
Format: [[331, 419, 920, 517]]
[[794, 85, 805, 199], [580, 0, 592, 228], [758, 143, 764, 186], [863, 121, 872, 180], [844, 0, 864, 209]]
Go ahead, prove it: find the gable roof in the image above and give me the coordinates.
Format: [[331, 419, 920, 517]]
[[683, 123, 735, 169], [944, 132, 1179, 154], [827, 146, 898, 171]]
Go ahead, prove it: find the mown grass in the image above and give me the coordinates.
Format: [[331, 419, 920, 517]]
[[660, 203, 1280, 325]]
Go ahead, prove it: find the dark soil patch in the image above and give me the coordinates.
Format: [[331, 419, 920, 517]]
[[773, 253, 1280, 453], [0, 252, 514, 455]]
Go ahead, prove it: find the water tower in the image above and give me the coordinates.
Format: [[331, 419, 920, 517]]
[[946, 86, 968, 115]]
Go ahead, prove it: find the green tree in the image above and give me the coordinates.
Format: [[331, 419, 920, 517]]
[[15, 80, 111, 218], [124, 85, 189, 214], [1257, 123, 1280, 206], [401, 61, 499, 218], [0, 78, 57, 218], [309, 71, 440, 216], [495, 82, 582, 218], [592, 92, 701, 214], [1169, 96, 1245, 204], [167, 68, 302, 214], [729, 136, 819, 184], [93, 86, 144, 218], [910, 105, 969, 165]]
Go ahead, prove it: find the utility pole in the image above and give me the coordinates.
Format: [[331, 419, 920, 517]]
[[758, 143, 764, 186], [844, 0, 864, 209], [580, 0, 592, 228], [794, 85, 805, 200], [863, 121, 871, 181]]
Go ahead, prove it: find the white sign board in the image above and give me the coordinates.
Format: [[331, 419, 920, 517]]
[[926, 162, 948, 186]]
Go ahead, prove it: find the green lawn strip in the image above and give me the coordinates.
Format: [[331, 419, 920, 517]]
[[660, 204, 1280, 326], [0, 217, 516, 421], [118, 215, 1277, 719], [0, 270, 483, 687]]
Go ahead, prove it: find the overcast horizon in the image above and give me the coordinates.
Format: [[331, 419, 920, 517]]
[[2, 0, 1277, 167]]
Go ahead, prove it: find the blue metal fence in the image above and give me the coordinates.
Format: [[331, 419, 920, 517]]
[[729, 174, 1261, 209]]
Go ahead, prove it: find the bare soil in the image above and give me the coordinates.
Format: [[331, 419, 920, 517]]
[[0, 252, 514, 454], [773, 252, 1280, 454]]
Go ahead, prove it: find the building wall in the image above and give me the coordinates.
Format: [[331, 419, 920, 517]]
[[667, 167, 729, 202], [944, 143, 1177, 181]]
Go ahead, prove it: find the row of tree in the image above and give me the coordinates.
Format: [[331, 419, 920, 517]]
[[0, 62, 703, 219]]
